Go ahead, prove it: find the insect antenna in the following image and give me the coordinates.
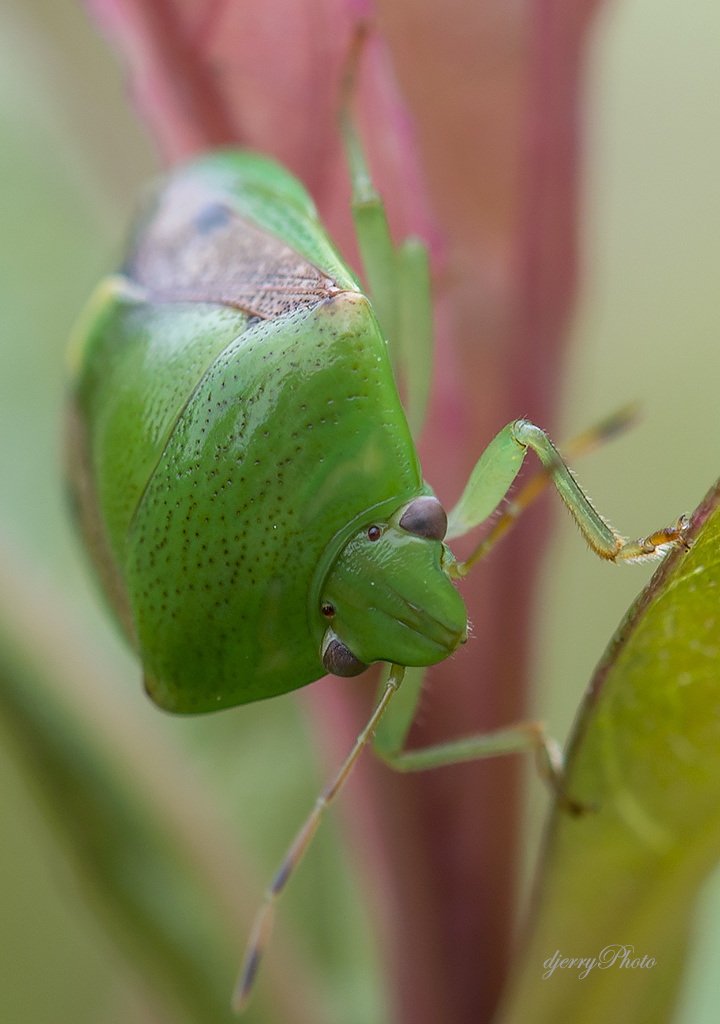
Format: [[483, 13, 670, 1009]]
[[232, 663, 405, 1012]]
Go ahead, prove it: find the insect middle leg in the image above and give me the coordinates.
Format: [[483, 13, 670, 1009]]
[[371, 664, 582, 814]]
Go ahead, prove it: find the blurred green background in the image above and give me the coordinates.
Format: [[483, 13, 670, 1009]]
[[0, 0, 718, 1021]]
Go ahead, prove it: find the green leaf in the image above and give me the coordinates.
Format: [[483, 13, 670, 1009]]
[[498, 479, 720, 1024]]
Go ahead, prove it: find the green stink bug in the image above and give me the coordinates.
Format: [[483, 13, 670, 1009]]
[[66, 93, 690, 1007], [67, 149, 466, 712]]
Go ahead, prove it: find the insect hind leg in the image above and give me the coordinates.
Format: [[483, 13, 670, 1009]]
[[338, 27, 433, 437]]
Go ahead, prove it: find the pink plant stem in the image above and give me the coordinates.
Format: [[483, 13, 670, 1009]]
[[310, 4, 603, 1022]]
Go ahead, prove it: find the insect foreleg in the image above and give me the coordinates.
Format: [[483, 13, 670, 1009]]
[[446, 418, 690, 576], [447, 405, 640, 568]]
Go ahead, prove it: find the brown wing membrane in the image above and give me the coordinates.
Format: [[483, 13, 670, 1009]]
[[125, 177, 342, 320]]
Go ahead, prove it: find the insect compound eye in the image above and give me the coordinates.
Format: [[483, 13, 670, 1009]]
[[321, 629, 368, 678], [366, 525, 382, 542], [399, 495, 448, 541]]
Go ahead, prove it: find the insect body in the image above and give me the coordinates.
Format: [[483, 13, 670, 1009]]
[[67, 130, 689, 1009], [67, 151, 466, 713]]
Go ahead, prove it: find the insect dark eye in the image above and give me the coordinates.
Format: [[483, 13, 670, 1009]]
[[320, 602, 335, 618], [367, 525, 382, 542], [321, 631, 368, 677], [399, 495, 448, 541]]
